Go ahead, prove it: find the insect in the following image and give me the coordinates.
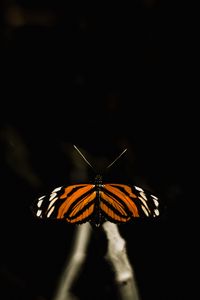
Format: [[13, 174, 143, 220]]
[[32, 145, 159, 227]]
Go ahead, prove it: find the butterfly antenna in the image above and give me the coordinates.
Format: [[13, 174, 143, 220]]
[[106, 148, 127, 169], [73, 145, 94, 169]]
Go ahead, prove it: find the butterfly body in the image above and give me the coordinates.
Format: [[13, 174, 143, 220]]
[[33, 174, 159, 227]]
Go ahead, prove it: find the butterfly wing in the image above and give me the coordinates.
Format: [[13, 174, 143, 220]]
[[32, 184, 97, 224], [100, 183, 159, 223]]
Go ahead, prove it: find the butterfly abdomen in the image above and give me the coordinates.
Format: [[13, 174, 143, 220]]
[[91, 175, 104, 227]]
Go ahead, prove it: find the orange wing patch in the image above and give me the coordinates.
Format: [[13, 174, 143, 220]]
[[57, 184, 94, 218], [103, 184, 139, 217]]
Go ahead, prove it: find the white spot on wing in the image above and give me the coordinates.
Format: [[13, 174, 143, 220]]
[[52, 186, 62, 192], [141, 205, 149, 216], [49, 192, 57, 201], [140, 191, 148, 201], [154, 209, 159, 216], [47, 206, 55, 218], [151, 194, 158, 200], [48, 197, 58, 209], [37, 199, 43, 208], [38, 195, 45, 200], [138, 196, 149, 210], [153, 198, 159, 207], [36, 209, 42, 217], [135, 186, 143, 192], [138, 196, 147, 207]]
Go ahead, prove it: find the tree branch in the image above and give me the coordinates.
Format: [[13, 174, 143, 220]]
[[103, 221, 141, 300], [52, 223, 92, 300]]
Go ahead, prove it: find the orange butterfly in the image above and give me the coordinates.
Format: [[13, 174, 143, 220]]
[[32, 146, 159, 227]]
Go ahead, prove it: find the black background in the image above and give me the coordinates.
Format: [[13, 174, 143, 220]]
[[0, 1, 189, 300]]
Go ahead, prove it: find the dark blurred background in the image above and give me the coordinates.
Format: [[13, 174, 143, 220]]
[[0, 1, 188, 300]]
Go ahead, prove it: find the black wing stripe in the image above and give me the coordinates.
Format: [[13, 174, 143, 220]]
[[100, 200, 131, 222], [66, 201, 95, 224], [103, 184, 140, 217], [104, 184, 159, 218], [100, 190, 132, 216]]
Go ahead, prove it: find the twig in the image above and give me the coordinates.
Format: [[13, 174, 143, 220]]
[[103, 221, 141, 300], [52, 223, 92, 300]]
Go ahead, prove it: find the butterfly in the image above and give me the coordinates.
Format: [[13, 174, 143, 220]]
[[32, 145, 160, 227]]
